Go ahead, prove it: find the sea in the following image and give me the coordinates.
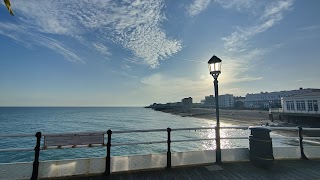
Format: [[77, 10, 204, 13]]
[[0, 107, 299, 163]]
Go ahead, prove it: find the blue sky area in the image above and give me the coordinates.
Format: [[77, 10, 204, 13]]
[[0, 0, 320, 106]]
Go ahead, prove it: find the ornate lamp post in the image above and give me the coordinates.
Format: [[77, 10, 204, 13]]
[[208, 55, 222, 164]]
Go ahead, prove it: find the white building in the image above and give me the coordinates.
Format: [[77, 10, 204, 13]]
[[202, 94, 234, 108], [245, 88, 320, 109], [281, 92, 320, 114], [219, 94, 234, 108], [203, 95, 215, 106]]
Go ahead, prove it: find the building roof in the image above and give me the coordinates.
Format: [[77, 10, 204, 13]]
[[284, 92, 320, 99]]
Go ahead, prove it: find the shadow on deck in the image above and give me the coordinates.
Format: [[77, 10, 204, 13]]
[[50, 160, 320, 180]]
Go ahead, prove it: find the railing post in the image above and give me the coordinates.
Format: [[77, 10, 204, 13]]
[[31, 132, 42, 180], [167, 127, 172, 168], [104, 129, 112, 176], [298, 126, 308, 160]]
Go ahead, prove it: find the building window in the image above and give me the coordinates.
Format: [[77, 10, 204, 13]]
[[308, 100, 313, 111], [286, 101, 290, 111], [296, 101, 301, 111], [314, 100, 318, 111], [301, 101, 306, 111], [296, 101, 306, 111], [290, 101, 295, 111], [286, 101, 295, 111]]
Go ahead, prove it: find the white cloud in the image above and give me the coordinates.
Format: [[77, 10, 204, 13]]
[[0, 22, 83, 63], [261, 0, 293, 20], [10, 0, 182, 67], [222, 0, 293, 52], [298, 25, 320, 32], [92, 43, 111, 58], [215, 0, 294, 92], [187, 0, 211, 17], [214, 0, 255, 10], [186, 0, 257, 17]]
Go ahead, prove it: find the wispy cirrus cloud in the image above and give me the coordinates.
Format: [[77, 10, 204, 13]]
[[92, 43, 111, 58], [217, 0, 293, 87], [214, 0, 255, 10], [185, 0, 294, 89], [186, 0, 257, 17], [187, 0, 211, 17], [2, 0, 182, 68], [222, 0, 293, 52], [0, 22, 83, 63], [298, 25, 320, 32]]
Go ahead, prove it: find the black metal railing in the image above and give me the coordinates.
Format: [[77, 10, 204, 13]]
[[1, 126, 320, 179]]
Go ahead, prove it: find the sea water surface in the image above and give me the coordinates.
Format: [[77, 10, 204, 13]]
[[0, 107, 296, 163]]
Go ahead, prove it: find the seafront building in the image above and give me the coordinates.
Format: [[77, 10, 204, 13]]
[[202, 95, 215, 106], [182, 97, 193, 107], [147, 97, 192, 108], [202, 94, 234, 108], [219, 94, 234, 108], [269, 92, 320, 124], [245, 88, 320, 109], [148, 88, 320, 110], [281, 92, 320, 114]]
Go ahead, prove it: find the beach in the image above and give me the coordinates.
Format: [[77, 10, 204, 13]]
[[151, 107, 314, 138], [152, 108, 272, 126]]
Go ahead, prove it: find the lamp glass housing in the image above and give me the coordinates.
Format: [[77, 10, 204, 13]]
[[208, 61, 221, 75]]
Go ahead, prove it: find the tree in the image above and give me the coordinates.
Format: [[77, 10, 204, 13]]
[[3, 0, 14, 16]]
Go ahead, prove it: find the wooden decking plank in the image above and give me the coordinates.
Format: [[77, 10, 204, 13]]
[[47, 160, 320, 180]]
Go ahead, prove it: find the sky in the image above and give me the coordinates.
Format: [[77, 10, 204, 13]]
[[0, 0, 320, 107]]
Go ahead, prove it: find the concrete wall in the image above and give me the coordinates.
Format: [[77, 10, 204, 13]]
[[1, 147, 320, 179]]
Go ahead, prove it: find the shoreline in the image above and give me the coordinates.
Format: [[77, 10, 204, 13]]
[[151, 107, 310, 138], [152, 107, 272, 126]]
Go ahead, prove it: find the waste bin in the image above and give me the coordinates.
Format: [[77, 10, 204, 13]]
[[249, 126, 274, 168]]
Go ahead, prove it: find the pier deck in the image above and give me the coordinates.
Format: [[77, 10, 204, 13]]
[[53, 159, 320, 180]]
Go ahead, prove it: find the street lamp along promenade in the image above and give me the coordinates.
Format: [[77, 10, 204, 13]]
[[208, 55, 222, 164]]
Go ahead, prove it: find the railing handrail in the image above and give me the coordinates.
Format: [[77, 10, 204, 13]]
[[1, 126, 319, 140], [0, 133, 36, 138], [112, 140, 167, 147], [172, 127, 215, 131], [269, 127, 298, 130], [302, 128, 320, 131], [1, 126, 320, 153], [0, 126, 252, 137], [43, 131, 107, 136], [112, 128, 168, 134]]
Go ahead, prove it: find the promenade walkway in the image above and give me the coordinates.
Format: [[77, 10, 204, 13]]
[[55, 159, 320, 180]]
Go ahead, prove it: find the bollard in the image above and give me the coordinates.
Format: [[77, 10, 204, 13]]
[[31, 132, 42, 180]]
